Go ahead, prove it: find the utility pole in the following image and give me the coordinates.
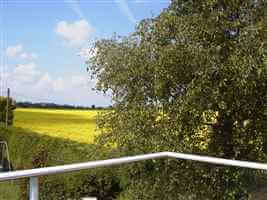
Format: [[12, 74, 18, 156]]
[[5, 88, 10, 128]]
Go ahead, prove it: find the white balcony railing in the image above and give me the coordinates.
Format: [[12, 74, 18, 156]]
[[1, 152, 267, 200]]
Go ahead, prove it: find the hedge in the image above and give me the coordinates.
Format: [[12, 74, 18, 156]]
[[0, 97, 15, 125], [2, 125, 267, 199], [0, 125, 122, 200]]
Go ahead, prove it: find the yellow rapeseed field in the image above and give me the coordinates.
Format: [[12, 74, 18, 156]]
[[14, 108, 100, 144]]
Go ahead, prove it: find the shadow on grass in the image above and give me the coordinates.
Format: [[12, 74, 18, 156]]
[[0, 124, 121, 200]]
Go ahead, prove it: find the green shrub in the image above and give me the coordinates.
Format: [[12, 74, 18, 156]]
[[0, 125, 122, 200], [0, 97, 15, 125]]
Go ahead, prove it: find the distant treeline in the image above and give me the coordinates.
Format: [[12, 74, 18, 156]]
[[15, 101, 111, 110]]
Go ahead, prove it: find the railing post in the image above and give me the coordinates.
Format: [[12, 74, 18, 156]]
[[29, 177, 39, 200]]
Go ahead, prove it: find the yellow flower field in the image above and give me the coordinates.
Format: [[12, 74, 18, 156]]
[[14, 108, 100, 144]]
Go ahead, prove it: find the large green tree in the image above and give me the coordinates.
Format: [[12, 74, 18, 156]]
[[87, 0, 267, 199]]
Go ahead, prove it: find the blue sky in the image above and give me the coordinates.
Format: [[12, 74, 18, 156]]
[[0, 0, 169, 106]]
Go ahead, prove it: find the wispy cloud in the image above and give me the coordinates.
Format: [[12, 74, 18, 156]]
[[117, 0, 137, 24], [65, 0, 98, 38], [66, 0, 85, 19], [6, 44, 23, 57], [20, 52, 39, 60], [6, 44, 38, 60]]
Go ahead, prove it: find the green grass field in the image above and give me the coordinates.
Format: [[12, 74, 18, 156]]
[[14, 108, 100, 144]]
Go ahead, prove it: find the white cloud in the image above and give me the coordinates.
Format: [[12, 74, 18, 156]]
[[77, 46, 97, 60], [34, 73, 52, 90], [71, 75, 88, 87], [7, 62, 110, 106], [117, 0, 136, 24], [14, 63, 41, 84], [53, 77, 65, 92], [6, 44, 38, 60], [34, 73, 66, 92], [20, 52, 39, 60], [6, 44, 23, 57], [0, 66, 9, 96], [40, 73, 52, 83], [55, 20, 94, 47], [34, 72, 88, 94]]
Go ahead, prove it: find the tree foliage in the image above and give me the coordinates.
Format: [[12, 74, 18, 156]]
[[87, 0, 267, 199], [0, 97, 15, 125]]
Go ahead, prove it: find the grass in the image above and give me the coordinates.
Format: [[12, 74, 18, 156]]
[[0, 108, 104, 199], [14, 108, 100, 144], [4, 108, 267, 199], [0, 181, 21, 200]]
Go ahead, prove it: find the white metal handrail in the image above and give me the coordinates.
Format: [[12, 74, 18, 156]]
[[1, 152, 267, 200]]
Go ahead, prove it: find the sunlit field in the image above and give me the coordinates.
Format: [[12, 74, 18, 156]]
[[14, 108, 100, 144]]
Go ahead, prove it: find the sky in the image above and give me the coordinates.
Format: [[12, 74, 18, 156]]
[[0, 0, 170, 107]]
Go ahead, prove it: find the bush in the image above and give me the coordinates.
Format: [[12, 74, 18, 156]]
[[0, 97, 15, 125], [0, 125, 122, 200]]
